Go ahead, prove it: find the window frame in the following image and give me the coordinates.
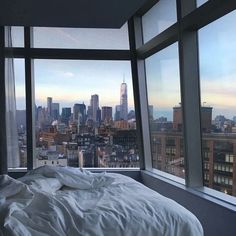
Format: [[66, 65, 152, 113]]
[[1, 0, 236, 207], [1, 24, 145, 172], [134, 0, 236, 205]]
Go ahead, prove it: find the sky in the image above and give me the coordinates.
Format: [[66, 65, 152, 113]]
[[13, 7, 236, 121], [34, 60, 134, 113], [11, 24, 129, 49], [14, 59, 134, 114], [13, 24, 134, 115], [145, 8, 236, 121], [145, 42, 180, 121], [198, 10, 236, 119], [142, 0, 177, 43]]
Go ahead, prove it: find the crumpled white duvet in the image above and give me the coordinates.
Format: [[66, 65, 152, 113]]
[[0, 166, 203, 236]]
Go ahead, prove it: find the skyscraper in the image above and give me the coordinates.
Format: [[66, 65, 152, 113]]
[[102, 106, 113, 122], [73, 103, 86, 124], [96, 107, 101, 124], [47, 97, 52, 117], [87, 105, 92, 120], [61, 107, 71, 125], [36, 106, 46, 129], [173, 106, 212, 132], [90, 94, 99, 122], [52, 103, 60, 120], [148, 105, 154, 120], [115, 105, 121, 121], [120, 81, 128, 120]]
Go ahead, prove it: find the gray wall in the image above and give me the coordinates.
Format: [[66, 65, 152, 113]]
[[141, 171, 236, 236]]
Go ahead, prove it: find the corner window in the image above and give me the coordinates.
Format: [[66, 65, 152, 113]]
[[7, 59, 27, 170], [5, 27, 24, 48], [145, 43, 185, 178], [34, 59, 139, 169], [199, 10, 236, 197], [197, 0, 208, 7], [33, 24, 129, 49], [142, 0, 177, 43]]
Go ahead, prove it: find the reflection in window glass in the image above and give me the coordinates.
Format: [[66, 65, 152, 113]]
[[8, 59, 27, 169], [199, 10, 236, 197], [33, 24, 129, 49], [33, 60, 139, 168], [145, 43, 185, 178], [142, 0, 177, 43]]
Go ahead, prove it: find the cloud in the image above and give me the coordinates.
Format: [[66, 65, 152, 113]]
[[63, 72, 75, 78]]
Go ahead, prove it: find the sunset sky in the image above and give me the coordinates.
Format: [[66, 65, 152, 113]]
[[145, 9, 236, 120], [14, 24, 134, 114], [13, 7, 236, 121], [14, 59, 134, 114]]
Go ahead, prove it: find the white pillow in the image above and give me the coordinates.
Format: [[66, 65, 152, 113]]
[[24, 166, 115, 189]]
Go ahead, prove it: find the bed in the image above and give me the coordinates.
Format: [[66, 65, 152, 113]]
[[0, 166, 203, 236]]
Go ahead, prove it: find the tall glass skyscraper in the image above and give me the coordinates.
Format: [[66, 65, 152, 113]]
[[47, 97, 52, 117], [90, 94, 99, 122], [120, 82, 128, 120], [73, 103, 86, 124]]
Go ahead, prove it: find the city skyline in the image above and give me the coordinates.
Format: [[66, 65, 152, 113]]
[[13, 10, 236, 120], [14, 59, 135, 113], [34, 79, 133, 122]]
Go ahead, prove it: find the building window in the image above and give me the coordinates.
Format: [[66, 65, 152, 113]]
[[197, 0, 208, 7], [7, 59, 27, 170], [145, 43, 185, 178], [6, 27, 24, 48], [34, 59, 139, 169], [142, 0, 177, 43], [33, 25, 129, 50], [199, 10, 236, 197]]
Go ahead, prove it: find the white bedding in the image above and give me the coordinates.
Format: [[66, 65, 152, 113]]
[[0, 166, 203, 236]]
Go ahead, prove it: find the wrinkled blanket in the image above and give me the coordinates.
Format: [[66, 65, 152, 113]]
[[0, 166, 203, 236]]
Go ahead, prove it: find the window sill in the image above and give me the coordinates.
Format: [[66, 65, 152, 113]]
[[85, 167, 140, 172], [7, 167, 140, 172], [8, 167, 27, 172], [141, 170, 236, 212], [149, 168, 185, 185]]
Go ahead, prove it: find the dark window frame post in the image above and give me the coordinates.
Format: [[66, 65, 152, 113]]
[[128, 17, 153, 170], [24, 27, 35, 170], [0, 26, 8, 174], [177, 0, 203, 187]]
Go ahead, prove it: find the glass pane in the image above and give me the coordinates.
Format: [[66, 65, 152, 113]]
[[199, 10, 236, 197], [142, 0, 177, 43], [6, 27, 24, 47], [33, 24, 129, 49], [34, 60, 139, 168], [197, 0, 208, 7], [7, 59, 27, 170], [145, 43, 185, 178]]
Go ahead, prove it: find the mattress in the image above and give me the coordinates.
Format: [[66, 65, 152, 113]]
[[0, 166, 203, 236]]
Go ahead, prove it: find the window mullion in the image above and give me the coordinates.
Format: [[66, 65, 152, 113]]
[[24, 27, 35, 170], [129, 17, 152, 171], [177, 0, 203, 187], [0, 26, 8, 174]]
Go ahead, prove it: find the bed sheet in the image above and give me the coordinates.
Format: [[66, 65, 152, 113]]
[[0, 167, 203, 236]]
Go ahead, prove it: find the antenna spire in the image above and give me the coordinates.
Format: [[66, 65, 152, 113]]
[[123, 73, 125, 83]]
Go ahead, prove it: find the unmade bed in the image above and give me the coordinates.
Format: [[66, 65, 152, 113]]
[[0, 166, 203, 236]]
